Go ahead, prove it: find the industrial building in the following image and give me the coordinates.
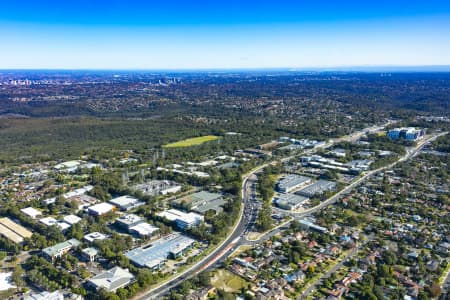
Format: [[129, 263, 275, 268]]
[[109, 195, 144, 211], [87, 202, 116, 216], [133, 180, 182, 196], [125, 233, 196, 270], [276, 175, 312, 193], [42, 239, 80, 261], [296, 180, 337, 198], [387, 127, 424, 141], [87, 267, 134, 292], [174, 191, 225, 214], [274, 193, 309, 211], [0, 217, 32, 244], [157, 209, 203, 230]]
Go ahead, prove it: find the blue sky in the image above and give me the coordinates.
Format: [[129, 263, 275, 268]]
[[1, 0, 449, 69]]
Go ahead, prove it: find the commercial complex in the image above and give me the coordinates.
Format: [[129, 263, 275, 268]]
[[296, 180, 337, 198], [274, 193, 309, 211], [157, 209, 203, 230], [302, 155, 372, 174], [125, 233, 196, 270], [0, 217, 32, 244], [387, 127, 424, 141], [132, 180, 182, 196], [276, 175, 312, 193]]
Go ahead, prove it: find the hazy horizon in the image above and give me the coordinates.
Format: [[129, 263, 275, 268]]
[[1, 1, 450, 69]]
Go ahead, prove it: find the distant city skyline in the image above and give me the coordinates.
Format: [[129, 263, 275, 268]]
[[1, 0, 450, 69]]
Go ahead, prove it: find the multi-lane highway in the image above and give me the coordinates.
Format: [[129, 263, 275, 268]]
[[135, 164, 266, 299]]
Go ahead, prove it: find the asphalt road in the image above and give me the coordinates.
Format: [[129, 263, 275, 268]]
[[297, 235, 375, 300], [136, 164, 267, 299]]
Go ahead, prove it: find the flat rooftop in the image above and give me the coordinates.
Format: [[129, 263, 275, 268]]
[[296, 180, 336, 197], [275, 193, 309, 208], [109, 195, 142, 208], [116, 214, 143, 226], [125, 233, 195, 268], [42, 239, 80, 257], [20, 207, 42, 219], [277, 175, 312, 191], [129, 222, 159, 237], [157, 209, 203, 224]]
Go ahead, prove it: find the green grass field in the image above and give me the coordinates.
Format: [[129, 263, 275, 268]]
[[211, 269, 249, 292], [163, 135, 220, 148]]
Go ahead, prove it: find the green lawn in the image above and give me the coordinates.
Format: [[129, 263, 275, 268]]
[[211, 269, 249, 292], [163, 135, 220, 148]]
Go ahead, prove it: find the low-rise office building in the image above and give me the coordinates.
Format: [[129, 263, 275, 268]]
[[387, 127, 424, 141], [81, 247, 99, 263], [109, 195, 144, 211], [132, 180, 182, 196], [129, 222, 159, 238], [87, 202, 116, 216], [20, 207, 42, 219], [84, 232, 108, 243], [63, 214, 82, 225], [115, 213, 144, 230], [274, 193, 309, 211], [157, 209, 203, 230], [174, 191, 225, 214], [296, 180, 336, 198], [125, 233, 196, 270], [277, 175, 312, 193], [87, 267, 134, 292], [42, 239, 80, 261]]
